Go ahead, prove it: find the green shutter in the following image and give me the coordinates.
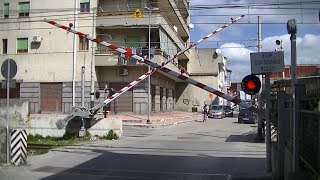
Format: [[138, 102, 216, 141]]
[[19, 2, 30, 13], [127, 36, 140, 47], [128, 0, 141, 9], [4, 3, 9, 16], [80, 0, 89, 3], [17, 38, 28, 50]]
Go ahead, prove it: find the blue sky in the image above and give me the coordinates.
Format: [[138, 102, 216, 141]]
[[189, 0, 320, 82]]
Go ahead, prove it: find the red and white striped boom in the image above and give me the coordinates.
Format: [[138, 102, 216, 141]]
[[44, 15, 259, 117]]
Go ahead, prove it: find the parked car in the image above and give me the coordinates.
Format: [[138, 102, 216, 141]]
[[238, 108, 257, 123], [223, 105, 234, 117], [208, 105, 225, 119]]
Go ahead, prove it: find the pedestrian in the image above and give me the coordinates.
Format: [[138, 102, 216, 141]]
[[203, 103, 209, 122]]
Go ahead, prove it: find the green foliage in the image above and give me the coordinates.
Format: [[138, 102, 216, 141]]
[[27, 132, 76, 145], [100, 130, 118, 140], [60, 132, 77, 140]]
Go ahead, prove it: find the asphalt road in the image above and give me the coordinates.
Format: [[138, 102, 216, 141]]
[[0, 116, 270, 180]]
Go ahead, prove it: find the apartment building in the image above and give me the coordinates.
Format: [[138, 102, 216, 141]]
[[0, 0, 229, 114]]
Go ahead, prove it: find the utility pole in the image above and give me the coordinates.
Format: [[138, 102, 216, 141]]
[[144, 5, 158, 124], [257, 16, 263, 139], [257, 15, 271, 172], [90, 7, 95, 108], [147, 8, 151, 124], [72, 0, 78, 107]]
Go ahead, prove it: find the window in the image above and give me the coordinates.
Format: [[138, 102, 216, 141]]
[[80, 0, 90, 13], [18, 2, 30, 17], [148, 0, 157, 8], [2, 39, 8, 54], [126, 36, 140, 47], [79, 36, 89, 51], [4, 3, 9, 18], [17, 38, 28, 53], [128, 0, 141, 9]]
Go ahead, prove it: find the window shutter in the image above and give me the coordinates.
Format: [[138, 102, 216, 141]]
[[19, 2, 30, 13], [17, 38, 28, 50], [127, 36, 140, 47], [128, 0, 141, 9], [4, 3, 9, 16]]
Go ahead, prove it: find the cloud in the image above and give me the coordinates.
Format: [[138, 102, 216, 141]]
[[221, 34, 320, 82], [188, 0, 320, 82]]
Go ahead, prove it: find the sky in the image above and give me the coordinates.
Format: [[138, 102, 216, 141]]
[[189, 0, 320, 82]]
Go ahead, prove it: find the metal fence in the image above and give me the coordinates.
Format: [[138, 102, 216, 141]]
[[0, 127, 7, 163], [271, 76, 320, 180]]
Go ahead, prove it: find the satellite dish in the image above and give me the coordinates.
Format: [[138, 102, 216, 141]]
[[188, 23, 194, 29], [212, 49, 221, 59], [276, 40, 281, 45]]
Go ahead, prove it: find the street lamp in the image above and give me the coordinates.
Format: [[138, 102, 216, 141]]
[[144, 5, 158, 124]]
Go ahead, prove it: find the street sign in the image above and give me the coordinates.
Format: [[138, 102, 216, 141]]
[[250, 51, 284, 74], [1, 59, 17, 79], [1, 80, 16, 89]]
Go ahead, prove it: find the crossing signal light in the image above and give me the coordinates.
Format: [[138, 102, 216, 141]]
[[241, 74, 261, 95]]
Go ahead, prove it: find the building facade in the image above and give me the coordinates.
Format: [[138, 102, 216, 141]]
[[0, 0, 228, 114], [175, 48, 229, 112]]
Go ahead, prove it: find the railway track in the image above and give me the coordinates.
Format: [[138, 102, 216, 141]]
[[27, 143, 61, 150]]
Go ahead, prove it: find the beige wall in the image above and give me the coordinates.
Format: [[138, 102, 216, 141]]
[[0, 0, 98, 82], [188, 48, 221, 75], [175, 76, 218, 112], [175, 48, 228, 112]]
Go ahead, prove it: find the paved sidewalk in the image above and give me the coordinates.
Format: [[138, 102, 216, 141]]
[[96, 111, 204, 128]]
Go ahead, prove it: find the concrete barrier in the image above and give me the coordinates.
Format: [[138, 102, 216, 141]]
[[0, 99, 29, 128], [28, 114, 122, 138]]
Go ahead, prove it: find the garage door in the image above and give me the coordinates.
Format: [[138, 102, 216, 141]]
[[40, 83, 62, 112], [109, 83, 133, 113]]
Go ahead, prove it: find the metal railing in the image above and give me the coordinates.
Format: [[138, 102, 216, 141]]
[[272, 76, 320, 179]]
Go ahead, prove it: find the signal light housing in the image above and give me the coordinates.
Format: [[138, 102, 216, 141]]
[[241, 74, 261, 95]]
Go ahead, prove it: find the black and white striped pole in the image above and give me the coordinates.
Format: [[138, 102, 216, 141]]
[[10, 129, 27, 165]]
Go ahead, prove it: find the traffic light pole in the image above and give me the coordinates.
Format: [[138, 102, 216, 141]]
[[265, 73, 272, 172], [257, 15, 271, 172]]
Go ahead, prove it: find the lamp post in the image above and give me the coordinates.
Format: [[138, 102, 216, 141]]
[[144, 5, 158, 124], [287, 19, 299, 173]]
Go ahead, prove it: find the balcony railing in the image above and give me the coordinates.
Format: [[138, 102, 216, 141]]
[[95, 46, 188, 75], [97, 3, 159, 17]]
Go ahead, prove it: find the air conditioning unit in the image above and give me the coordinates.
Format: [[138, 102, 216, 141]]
[[118, 68, 128, 76], [33, 36, 42, 42]]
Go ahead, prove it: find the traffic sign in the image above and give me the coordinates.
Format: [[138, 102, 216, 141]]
[[1, 80, 16, 89], [1, 59, 17, 79], [250, 51, 284, 74], [132, 8, 142, 18]]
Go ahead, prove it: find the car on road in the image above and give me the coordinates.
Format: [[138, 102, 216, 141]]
[[223, 105, 234, 117], [238, 108, 257, 123], [208, 105, 225, 119]]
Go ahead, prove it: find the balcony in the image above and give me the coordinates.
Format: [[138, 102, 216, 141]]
[[95, 46, 188, 77], [96, 2, 189, 50]]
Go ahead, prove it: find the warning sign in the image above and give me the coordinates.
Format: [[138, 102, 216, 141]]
[[132, 8, 142, 18]]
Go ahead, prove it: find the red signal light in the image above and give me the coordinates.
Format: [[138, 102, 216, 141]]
[[246, 80, 256, 90], [241, 74, 261, 95]]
